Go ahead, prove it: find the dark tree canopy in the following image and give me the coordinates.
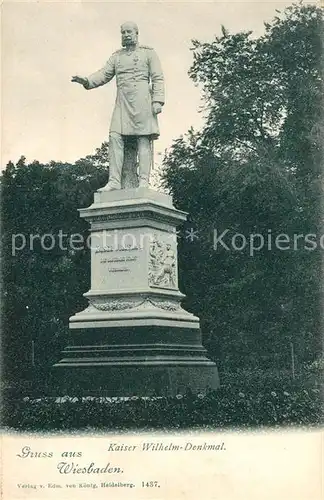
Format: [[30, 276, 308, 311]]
[[162, 3, 323, 369], [1, 146, 109, 383]]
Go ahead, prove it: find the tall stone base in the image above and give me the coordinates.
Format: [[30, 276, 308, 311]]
[[53, 187, 219, 396]]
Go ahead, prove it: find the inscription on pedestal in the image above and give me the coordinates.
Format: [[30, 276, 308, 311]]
[[97, 246, 139, 274], [91, 231, 146, 291]]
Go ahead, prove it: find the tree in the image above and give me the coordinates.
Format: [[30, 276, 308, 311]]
[[1, 144, 109, 387], [162, 3, 323, 371]]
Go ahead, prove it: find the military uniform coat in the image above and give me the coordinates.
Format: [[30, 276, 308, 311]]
[[85, 45, 165, 139]]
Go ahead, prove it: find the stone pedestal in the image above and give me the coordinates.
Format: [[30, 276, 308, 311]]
[[53, 187, 219, 396]]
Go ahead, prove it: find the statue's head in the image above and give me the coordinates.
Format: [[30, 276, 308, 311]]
[[121, 22, 139, 47]]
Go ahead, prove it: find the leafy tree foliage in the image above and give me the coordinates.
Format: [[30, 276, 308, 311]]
[[1, 146, 109, 385], [162, 4, 323, 371]]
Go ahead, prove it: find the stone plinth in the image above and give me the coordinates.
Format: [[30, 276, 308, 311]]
[[53, 187, 219, 396]]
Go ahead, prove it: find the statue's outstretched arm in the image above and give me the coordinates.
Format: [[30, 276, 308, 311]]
[[84, 54, 116, 90]]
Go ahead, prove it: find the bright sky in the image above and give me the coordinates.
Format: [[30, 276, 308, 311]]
[[1, 0, 317, 168]]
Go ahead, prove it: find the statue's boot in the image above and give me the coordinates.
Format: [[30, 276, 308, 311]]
[[138, 136, 151, 188], [101, 182, 119, 192], [100, 132, 123, 191]]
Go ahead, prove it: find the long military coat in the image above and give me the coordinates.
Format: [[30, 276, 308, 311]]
[[85, 45, 165, 138]]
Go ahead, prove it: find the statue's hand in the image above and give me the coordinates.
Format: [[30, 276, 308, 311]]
[[71, 75, 88, 86], [152, 102, 162, 115]]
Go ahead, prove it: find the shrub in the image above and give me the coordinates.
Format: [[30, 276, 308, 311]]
[[3, 385, 322, 432]]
